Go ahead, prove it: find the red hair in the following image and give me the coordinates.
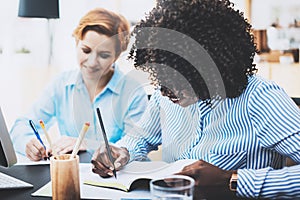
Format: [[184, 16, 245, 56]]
[[73, 8, 130, 57]]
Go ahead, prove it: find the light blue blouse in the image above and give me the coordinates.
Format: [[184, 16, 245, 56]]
[[10, 65, 148, 154], [117, 75, 300, 198]]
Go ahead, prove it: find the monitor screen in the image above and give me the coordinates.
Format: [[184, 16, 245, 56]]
[[0, 107, 17, 168], [0, 140, 9, 167]]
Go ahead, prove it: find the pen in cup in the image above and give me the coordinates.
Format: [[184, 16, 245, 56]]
[[96, 107, 117, 178], [29, 119, 48, 160], [70, 122, 90, 159]]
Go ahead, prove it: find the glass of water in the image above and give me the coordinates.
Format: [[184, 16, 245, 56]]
[[150, 175, 195, 200]]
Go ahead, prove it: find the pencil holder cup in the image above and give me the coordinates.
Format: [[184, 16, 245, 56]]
[[50, 154, 80, 200]]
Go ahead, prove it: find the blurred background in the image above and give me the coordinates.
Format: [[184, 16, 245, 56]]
[[0, 0, 156, 127], [0, 0, 300, 129]]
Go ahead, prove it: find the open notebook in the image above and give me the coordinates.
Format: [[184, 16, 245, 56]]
[[83, 159, 197, 192]]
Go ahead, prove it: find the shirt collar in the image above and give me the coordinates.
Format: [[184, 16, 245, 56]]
[[104, 64, 123, 95], [198, 95, 224, 117], [64, 69, 81, 86], [64, 64, 124, 95]]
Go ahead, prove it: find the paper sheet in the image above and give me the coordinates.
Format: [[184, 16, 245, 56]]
[[83, 159, 196, 192], [15, 153, 50, 165]]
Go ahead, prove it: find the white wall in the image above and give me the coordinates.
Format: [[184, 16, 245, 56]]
[[0, 0, 155, 128], [251, 0, 300, 29]]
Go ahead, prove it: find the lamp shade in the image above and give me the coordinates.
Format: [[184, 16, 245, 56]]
[[18, 0, 59, 19]]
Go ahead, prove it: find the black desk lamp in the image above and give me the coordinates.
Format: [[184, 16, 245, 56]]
[[18, 0, 60, 66]]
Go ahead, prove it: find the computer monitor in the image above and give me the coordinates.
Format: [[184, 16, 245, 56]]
[[0, 107, 17, 168]]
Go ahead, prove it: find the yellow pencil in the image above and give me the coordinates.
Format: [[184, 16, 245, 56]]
[[39, 120, 56, 156]]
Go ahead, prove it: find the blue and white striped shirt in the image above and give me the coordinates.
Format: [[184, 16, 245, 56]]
[[238, 164, 300, 199], [117, 75, 300, 198]]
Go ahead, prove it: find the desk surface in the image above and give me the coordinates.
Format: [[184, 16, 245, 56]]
[[0, 152, 92, 200], [1, 152, 248, 200]]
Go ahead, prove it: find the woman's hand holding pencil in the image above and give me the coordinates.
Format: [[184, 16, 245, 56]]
[[91, 107, 129, 178], [91, 144, 130, 178]]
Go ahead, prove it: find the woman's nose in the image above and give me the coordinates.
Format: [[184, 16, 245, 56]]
[[86, 53, 99, 67]]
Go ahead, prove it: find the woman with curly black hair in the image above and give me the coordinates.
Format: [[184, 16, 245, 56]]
[[92, 0, 300, 199], [129, 0, 257, 102]]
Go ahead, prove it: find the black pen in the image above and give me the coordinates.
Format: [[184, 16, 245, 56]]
[[29, 120, 48, 159], [96, 108, 117, 178]]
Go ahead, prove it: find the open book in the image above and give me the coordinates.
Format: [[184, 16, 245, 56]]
[[83, 159, 197, 192]]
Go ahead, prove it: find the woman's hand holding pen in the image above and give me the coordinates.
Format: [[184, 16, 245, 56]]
[[91, 144, 129, 178], [27, 119, 51, 161], [25, 138, 51, 161]]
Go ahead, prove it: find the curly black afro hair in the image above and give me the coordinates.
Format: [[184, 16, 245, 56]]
[[129, 0, 258, 101]]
